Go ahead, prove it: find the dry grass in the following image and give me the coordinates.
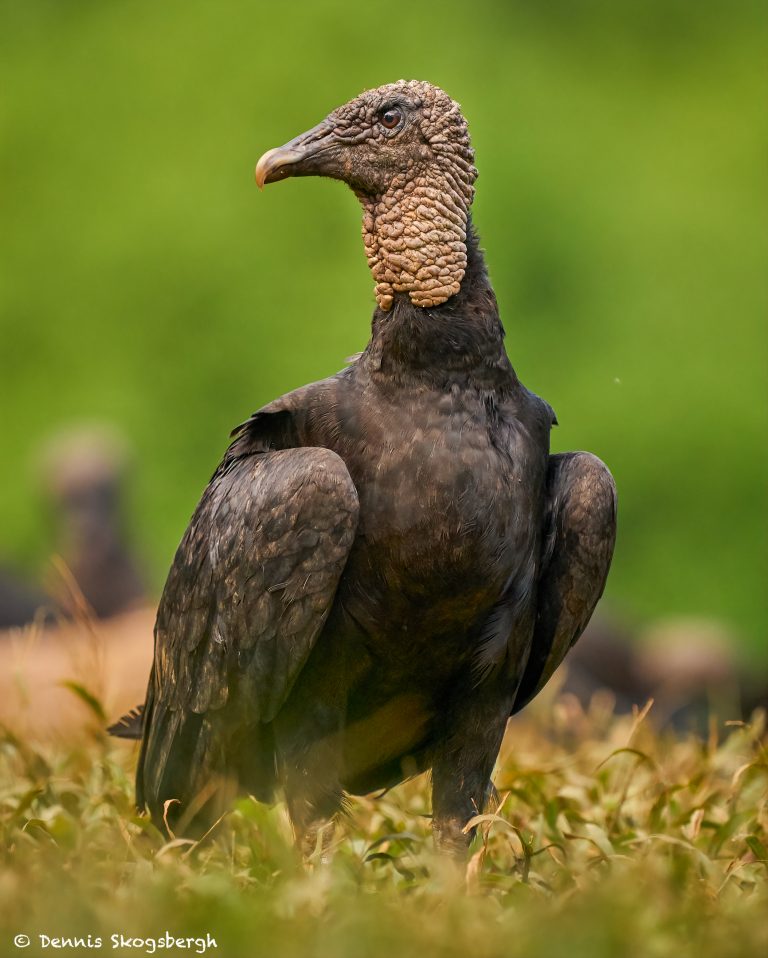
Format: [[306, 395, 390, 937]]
[[0, 607, 153, 741], [1, 681, 766, 958]]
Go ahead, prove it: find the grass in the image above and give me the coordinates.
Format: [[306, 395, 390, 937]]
[[1, 689, 766, 958]]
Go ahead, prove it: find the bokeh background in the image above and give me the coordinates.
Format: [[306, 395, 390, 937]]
[[1, 0, 765, 660]]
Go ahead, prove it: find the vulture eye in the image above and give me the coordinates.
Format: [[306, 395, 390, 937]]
[[380, 108, 403, 130]]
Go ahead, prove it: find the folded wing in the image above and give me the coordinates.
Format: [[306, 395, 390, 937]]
[[513, 451, 617, 713], [137, 445, 359, 826]]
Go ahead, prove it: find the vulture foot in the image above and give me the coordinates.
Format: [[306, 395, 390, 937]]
[[298, 819, 337, 864]]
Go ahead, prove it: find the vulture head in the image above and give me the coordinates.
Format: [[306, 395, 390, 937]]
[[255, 80, 478, 310]]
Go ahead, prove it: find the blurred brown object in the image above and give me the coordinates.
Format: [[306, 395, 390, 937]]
[[636, 618, 736, 693], [0, 426, 148, 632], [0, 606, 154, 742], [41, 426, 146, 619], [562, 613, 766, 727]]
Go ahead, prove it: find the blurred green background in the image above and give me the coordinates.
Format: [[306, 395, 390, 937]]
[[0, 0, 765, 656]]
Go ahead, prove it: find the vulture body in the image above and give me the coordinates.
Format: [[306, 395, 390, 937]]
[[120, 81, 616, 854]]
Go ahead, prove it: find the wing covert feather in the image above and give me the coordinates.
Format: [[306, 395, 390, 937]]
[[153, 447, 358, 723], [512, 451, 617, 713]]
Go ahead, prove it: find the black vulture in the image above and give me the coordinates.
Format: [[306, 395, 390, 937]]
[[113, 81, 616, 856], [42, 428, 146, 619], [0, 429, 144, 631]]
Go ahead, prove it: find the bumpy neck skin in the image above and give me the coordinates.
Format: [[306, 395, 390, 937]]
[[356, 86, 477, 311], [359, 149, 475, 311], [362, 219, 515, 388]]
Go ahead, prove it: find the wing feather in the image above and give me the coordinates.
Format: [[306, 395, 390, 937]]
[[137, 445, 358, 827], [512, 451, 617, 713], [154, 446, 358, 721]]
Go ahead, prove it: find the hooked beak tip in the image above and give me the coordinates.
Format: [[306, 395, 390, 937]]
[[254, 147, 281, 190], [254, 122, 336, 191]]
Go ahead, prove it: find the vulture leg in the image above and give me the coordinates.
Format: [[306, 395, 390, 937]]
[[272, 606, 352, 859], [431, 685, 516, 857], [513, 452, 617, 714]]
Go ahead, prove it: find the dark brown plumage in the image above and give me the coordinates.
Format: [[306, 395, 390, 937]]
[[118, 81, 617, 855]]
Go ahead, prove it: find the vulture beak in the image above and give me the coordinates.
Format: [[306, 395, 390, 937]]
[[255, 121, 339, 190]]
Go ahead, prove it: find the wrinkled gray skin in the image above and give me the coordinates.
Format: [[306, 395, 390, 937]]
[[122, 82, 617, 857]]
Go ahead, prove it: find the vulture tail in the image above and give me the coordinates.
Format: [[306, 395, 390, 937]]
[[106, 704, 144, 739], [136, 667, 274, 836], [136, 686, 226, 835]]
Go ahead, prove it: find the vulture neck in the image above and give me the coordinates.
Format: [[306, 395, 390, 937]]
[[363, 219, 515, 389]]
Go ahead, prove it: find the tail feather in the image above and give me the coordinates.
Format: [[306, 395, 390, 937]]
[[138, 686, 232, 835], [135, 667, 277, 836], [107, 705, 144, 739]]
